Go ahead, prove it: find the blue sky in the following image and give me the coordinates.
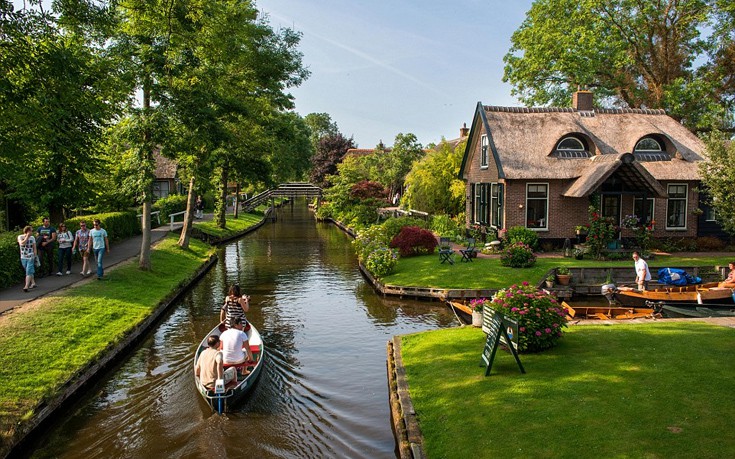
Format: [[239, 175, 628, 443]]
[[258, 0, 535, 148]]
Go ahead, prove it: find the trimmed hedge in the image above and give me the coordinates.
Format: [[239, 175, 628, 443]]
[[1, 211, 141, 289]]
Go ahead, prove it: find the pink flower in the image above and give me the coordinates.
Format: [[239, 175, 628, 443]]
[[519, 327, 526, 332], [519, 310, 527, 315], [511, 307, 519, 312], [553, 323, 559, 328], [535, 331, 542, 336], [522, 281, 529, 286], [545, 328, 552, 334]]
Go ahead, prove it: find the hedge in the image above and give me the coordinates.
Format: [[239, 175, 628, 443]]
[[1, 211, 141, 290]]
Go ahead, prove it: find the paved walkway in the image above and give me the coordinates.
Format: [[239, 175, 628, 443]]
[[0, 216, 210, 315]]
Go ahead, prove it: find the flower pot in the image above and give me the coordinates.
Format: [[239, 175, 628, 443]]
[[556, 274, 571, 286], [471, 311, 483, 327], [544, 280, 554, 288]]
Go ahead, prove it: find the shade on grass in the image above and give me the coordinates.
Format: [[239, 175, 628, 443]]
[[195, 213, 263, 238], [400, 323, 735, 458], [381, 254, 733, 289], [0, 235, 213, 441]]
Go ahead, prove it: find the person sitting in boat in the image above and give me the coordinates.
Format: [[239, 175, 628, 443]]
[[719, 262, 735, 288], [220, 284, 250, 329], [220, 317, 255, 375], [195, 335, 235, 391], [632, 251, 651, 291]]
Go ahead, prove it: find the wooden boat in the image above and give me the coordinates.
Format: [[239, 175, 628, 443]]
[[614, 282, 734, 308], [562, 301, 654, 320], [645, 301, 735, 319], [193, 322, 265, 413]]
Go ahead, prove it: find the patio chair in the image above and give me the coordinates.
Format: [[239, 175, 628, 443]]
[[438, 237, 454, 265], [460, 238, 478, 262]]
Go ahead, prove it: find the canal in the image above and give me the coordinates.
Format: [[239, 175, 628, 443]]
[[33, 201, 456, 458]]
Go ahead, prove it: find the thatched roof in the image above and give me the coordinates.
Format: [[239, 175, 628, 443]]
[[563, 153, 668, 198], [464, 104, 704, 182], [154, 150, 178, 179]]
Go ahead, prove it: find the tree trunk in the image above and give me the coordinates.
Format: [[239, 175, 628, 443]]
[[178, 176, 196, 249], [139, 194, 152, 271], [233, 182, 240, 218], [215, 166, 228, 229]]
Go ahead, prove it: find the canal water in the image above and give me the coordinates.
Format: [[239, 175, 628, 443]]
[[32, 201, 456, 459]]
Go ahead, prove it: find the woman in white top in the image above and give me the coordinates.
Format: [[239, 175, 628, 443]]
[[17, 226, 37, 292], [56, 222, 74, 275], [72, 220, 92, 276]]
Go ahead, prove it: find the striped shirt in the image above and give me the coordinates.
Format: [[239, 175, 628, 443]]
[[221, 296, 247, 329]]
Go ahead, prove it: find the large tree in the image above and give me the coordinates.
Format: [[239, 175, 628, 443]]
[[309, 133, 356, 188], [403, 139, 466, 215], [503, 0, 734, 130], [304, 112, 339, 154], [699, 134, 735, 235]]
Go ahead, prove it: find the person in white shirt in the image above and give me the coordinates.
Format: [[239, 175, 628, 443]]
[[56, 222, 74, 275], [632, 251, 651, 291], [219, 317, 255, 376], [18, 226, 37, 292]]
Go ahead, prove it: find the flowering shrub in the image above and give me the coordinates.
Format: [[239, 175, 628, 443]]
[[505, 225, 539, 250], [365, 246, 398, 277], [469, 298, 485, 312], [353, 225, 390, 263], [389, 226, 438, 257], [500, 241, 536, 268], [382, 216, 428, 240], [489, 283, 567, 352], [621, 214, 655, 253], [586, 206, 617, 259]]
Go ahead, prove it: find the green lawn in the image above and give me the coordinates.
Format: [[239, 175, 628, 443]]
[[0, 235, 213, 445], [381, 253, 733, 289], [195, 212, 264, 238], [400, 323, 735, 458]]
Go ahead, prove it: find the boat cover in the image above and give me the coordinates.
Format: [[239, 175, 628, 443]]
[[657, 268, 701, 286]]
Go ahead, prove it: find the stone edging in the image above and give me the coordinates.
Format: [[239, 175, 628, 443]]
[[387, 336, 425, 459], [4, 253, 218, 459]]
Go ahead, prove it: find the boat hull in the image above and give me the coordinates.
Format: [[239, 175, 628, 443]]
[[615, 283, 734, 308], [194, 322, 265, 413]]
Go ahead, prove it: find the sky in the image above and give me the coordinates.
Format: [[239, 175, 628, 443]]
[[257, 0, 535, 148]]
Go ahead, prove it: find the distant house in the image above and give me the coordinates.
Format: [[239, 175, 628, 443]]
[[458, 90, 726, 242], [153, 151, 181, 199]]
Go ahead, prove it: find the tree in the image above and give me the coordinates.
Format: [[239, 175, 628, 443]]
[[403, 139, 466, 215], [503, 0, 734, 130], [372, 133, 424, 200], [309, 133, 356, 188], [699, 133, 735, 235], [267, 111, 314, 183], [304, 112, 339, 153]]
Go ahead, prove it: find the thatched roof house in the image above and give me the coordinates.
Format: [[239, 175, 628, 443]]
[[459, 91, 725, 242]]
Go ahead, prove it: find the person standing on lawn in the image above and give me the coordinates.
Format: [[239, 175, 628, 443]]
[[35, 217, 56, 277], [90, 219, 110, 280], [632, 251, 651, 291], [56, 223, 74, 276], [18, 226, 37, 292], [72, 220, 92, 275]]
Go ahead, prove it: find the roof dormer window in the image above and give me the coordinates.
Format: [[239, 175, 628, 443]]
[[634, 136, 670, 161], [554, 136, 589, 158]]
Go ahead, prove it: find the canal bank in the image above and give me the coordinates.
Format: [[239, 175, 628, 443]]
[[0, 211, 273, 459]]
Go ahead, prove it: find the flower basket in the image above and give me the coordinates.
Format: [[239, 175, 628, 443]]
[[471, 310, 483, 327]]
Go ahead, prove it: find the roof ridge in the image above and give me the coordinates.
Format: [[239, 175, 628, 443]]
[[482, 106, 667, 115]]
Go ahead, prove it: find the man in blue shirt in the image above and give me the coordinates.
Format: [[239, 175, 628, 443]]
[[89, 219, 110, 280]]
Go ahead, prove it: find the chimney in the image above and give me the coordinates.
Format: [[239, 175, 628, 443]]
[[573, 89, 593, 111], [460, 122, 469, 138]]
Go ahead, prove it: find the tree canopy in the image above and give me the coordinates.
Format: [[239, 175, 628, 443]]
[[699, 134, 735, 235], [503, 0, 735, 130]]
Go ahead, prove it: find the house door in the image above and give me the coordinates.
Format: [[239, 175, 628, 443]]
[[601, 194, 621, 238]]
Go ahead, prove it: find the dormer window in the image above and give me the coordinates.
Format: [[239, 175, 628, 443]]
[[634, 136, 670, 161], [554, 136, 590, 158]]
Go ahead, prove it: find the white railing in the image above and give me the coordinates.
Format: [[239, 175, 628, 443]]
[[136, 210, 161, 225], [169, 211, 187, 230]]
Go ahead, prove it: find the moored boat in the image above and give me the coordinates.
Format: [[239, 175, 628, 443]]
[[645, 301, 735, 319], [562, 301, 654, 320], [614, 282, 734, 308], [194, 322, 265, 413]]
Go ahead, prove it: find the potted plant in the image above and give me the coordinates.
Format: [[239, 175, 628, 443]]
[[544, 273, 555, 288], [556, 266, 572, 286], [469, 298, 485, 327]]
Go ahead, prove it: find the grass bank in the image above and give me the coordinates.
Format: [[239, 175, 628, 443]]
[[0, 234, 213, 448], [381, 254, 733, 289], [400, 323, 735, 458]]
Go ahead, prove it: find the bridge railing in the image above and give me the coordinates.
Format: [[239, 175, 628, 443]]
[[241, 183, 322, 211]]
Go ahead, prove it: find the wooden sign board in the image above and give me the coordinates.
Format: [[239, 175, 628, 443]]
[[480, 310, 525, 376]]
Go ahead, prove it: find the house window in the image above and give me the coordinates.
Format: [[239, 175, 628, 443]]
[[634, 136, 670, 161], [480, 135, 488, 168], [633, 197, 655, 225], [153, 180, 170, 200], [554, 136, 590, 158], [473, 183, 490, 225], [704, 207, 716, 222], [526, 183, 548, 230], [666, 184, 687, 229], [491, 183, 503, 228]]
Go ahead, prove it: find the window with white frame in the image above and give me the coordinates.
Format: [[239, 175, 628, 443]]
[[480, 135, 488, 168], [491, 183, 503, 228], [526, 183, 548, 230], [633, 197, 655, 225], [666, 184, 687, 229]]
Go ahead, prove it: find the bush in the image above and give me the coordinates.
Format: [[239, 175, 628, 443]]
[[151, 194, 189, 221], [500, 241, 536, 268], [695, 236, 726, 251], [0, 232, 23, 289], [382, 216, 428, 240], [61, 211, 140, 243], [488, 283, 567, 352], [353, 225, 390, 263], [429, 214, 463, 240], [390, 226, 438, 257], [365, 246, 398, 277], [350, 180, 387, 200], [314, 202, 334, 220], [505, 226, 539, 250]]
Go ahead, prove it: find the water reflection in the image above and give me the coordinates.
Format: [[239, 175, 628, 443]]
[[33, 200, 455, 459]]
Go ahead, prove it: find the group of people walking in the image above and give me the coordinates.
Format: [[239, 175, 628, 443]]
[[194, 284, 254, 391], [17, 218, 110, 292]]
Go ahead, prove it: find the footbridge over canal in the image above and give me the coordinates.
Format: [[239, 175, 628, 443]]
[[241, 182, 322, 212]]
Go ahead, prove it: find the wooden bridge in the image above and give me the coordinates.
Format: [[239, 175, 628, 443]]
[[241, 182, 322, 212]]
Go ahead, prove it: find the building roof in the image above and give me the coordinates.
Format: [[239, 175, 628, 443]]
[[154, 151, 178, 180], [462, 102, 704, 183]]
